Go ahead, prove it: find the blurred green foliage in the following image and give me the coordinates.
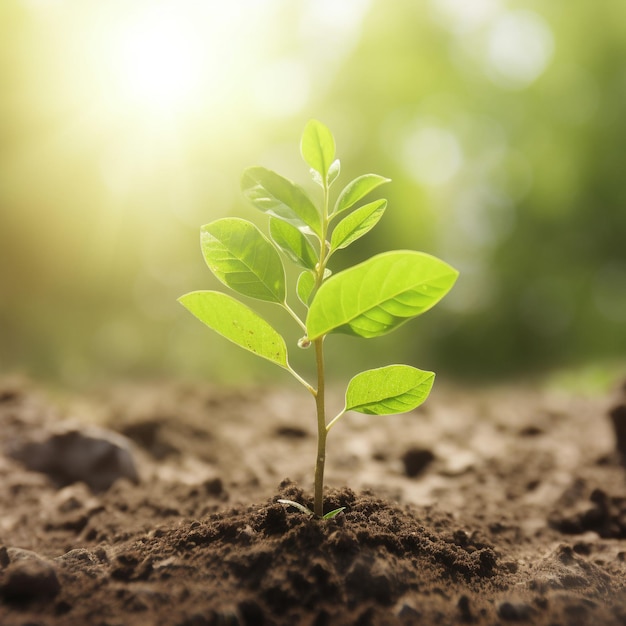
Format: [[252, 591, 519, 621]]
[[0, 0, 625, 387]]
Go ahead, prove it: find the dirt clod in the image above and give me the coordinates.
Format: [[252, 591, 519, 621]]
[[1, 558, 61, 603], [401, 447, 435, 477]]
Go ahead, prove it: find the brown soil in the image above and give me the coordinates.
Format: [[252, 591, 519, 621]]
[[1, 375, 626, 625]]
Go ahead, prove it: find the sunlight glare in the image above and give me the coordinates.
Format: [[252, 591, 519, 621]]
[[431, 0, 500, 33], [485, 10, 554, 89], [402, 124, 463, 186], [106, 6, 207, 116], [251, 58, 311, 118]]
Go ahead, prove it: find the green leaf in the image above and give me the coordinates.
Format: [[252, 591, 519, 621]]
[[323, 507, 346, 519], [306, 250, 458, 339], [201, 218, 285, 303], [333, 174, 391, 216], [300, 119, 336, 183], [308, 160, 339, 189], [297, 268, 333, 307], [345, 365, 435, 415], [277, 499, 314, 516], [241, 166, 322, 237], [269, 218, 318, 270], [330, 199, 387, 252], [327, 159, 341, 187], [178, 291, 289, 369], [297, 271, 315, 307]]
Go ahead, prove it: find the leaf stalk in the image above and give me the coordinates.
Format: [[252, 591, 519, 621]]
[[283, 301, 307, 332], [325, 409, 346, 433]]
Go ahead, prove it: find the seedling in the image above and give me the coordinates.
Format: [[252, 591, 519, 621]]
[[179, 120, 458, 518]]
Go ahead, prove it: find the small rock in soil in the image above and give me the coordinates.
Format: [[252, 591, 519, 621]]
[[0, 556, 60, 603], [396, 602, 422, 620], [401, 447, 435, 477], [498, 600, 535, 621], [274, 425, 309, 438], [530, 544, 612, 595], [203, 476, 224, 496], [457, 594, 474, 622], [345, 556, 394, 605], [550, 486, 626, 539], [0, 546, 9, 568], [121, 419, 179, 459], [609, 394, 626, 464], [8, 426, 139, 492]]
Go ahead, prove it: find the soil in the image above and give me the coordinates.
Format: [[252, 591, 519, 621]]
[[2, 375, 626, 625]]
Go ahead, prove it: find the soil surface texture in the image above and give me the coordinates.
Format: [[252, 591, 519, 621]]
[[1, 375, 626, 625]]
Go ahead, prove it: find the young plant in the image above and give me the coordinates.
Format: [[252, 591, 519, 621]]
[[178, 120, 458, 518]]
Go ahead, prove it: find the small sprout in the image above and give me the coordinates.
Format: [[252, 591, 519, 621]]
[[179, 120, 458, 518], [277, 499, 314, 516], [323, 507, 346, 520], [277, 499, 346, 519], [297, 336, 311, 349]]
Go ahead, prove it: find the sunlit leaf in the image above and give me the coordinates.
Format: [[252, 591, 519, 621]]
[[297, 271, 315, 307], [345, 365, 435, 415], [306, 250, 458, 339], [241, 166, 322, 237], [301, 119, 336, 183], [269, 217, 317, 270], [330, 199, 387, 252], [201, 218, 285, 303], [178, 291, 289, 369], [308, 160, 339, 189], [327, 159, 341, 187], [297, 268, 332, 307], [309, 169, 323, 187], [333, 174, 390, 216]]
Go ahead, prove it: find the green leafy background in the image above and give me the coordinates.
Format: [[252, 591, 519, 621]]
[[1, 0, 624, 388]]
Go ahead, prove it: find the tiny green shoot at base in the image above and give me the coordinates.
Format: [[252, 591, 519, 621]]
[[179, 120, 458, 518]]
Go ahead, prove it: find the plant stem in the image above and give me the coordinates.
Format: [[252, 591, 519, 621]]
[[287, 366, 316, 396], [325, 408, 345, 433], [283, 302, 307, 332], [313, 336, 327, 517], [312, 176, 331, 518]]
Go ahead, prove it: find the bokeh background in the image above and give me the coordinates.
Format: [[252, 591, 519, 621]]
[[1, 0, 625, 389]]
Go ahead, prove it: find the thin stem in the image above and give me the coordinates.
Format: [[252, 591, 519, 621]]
[[321, 247, 334, 268], [313, 336, 327, 517], [287, 365, 316, 396], [312, 176, 331, 518], [325, 408, 346, 433], [282, 301, 307, 332]]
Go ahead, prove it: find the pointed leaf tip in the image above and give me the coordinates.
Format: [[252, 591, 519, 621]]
[[301, 120, 336, 184], [330, 199, 387, 252], [334, 173, 391, 216]]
